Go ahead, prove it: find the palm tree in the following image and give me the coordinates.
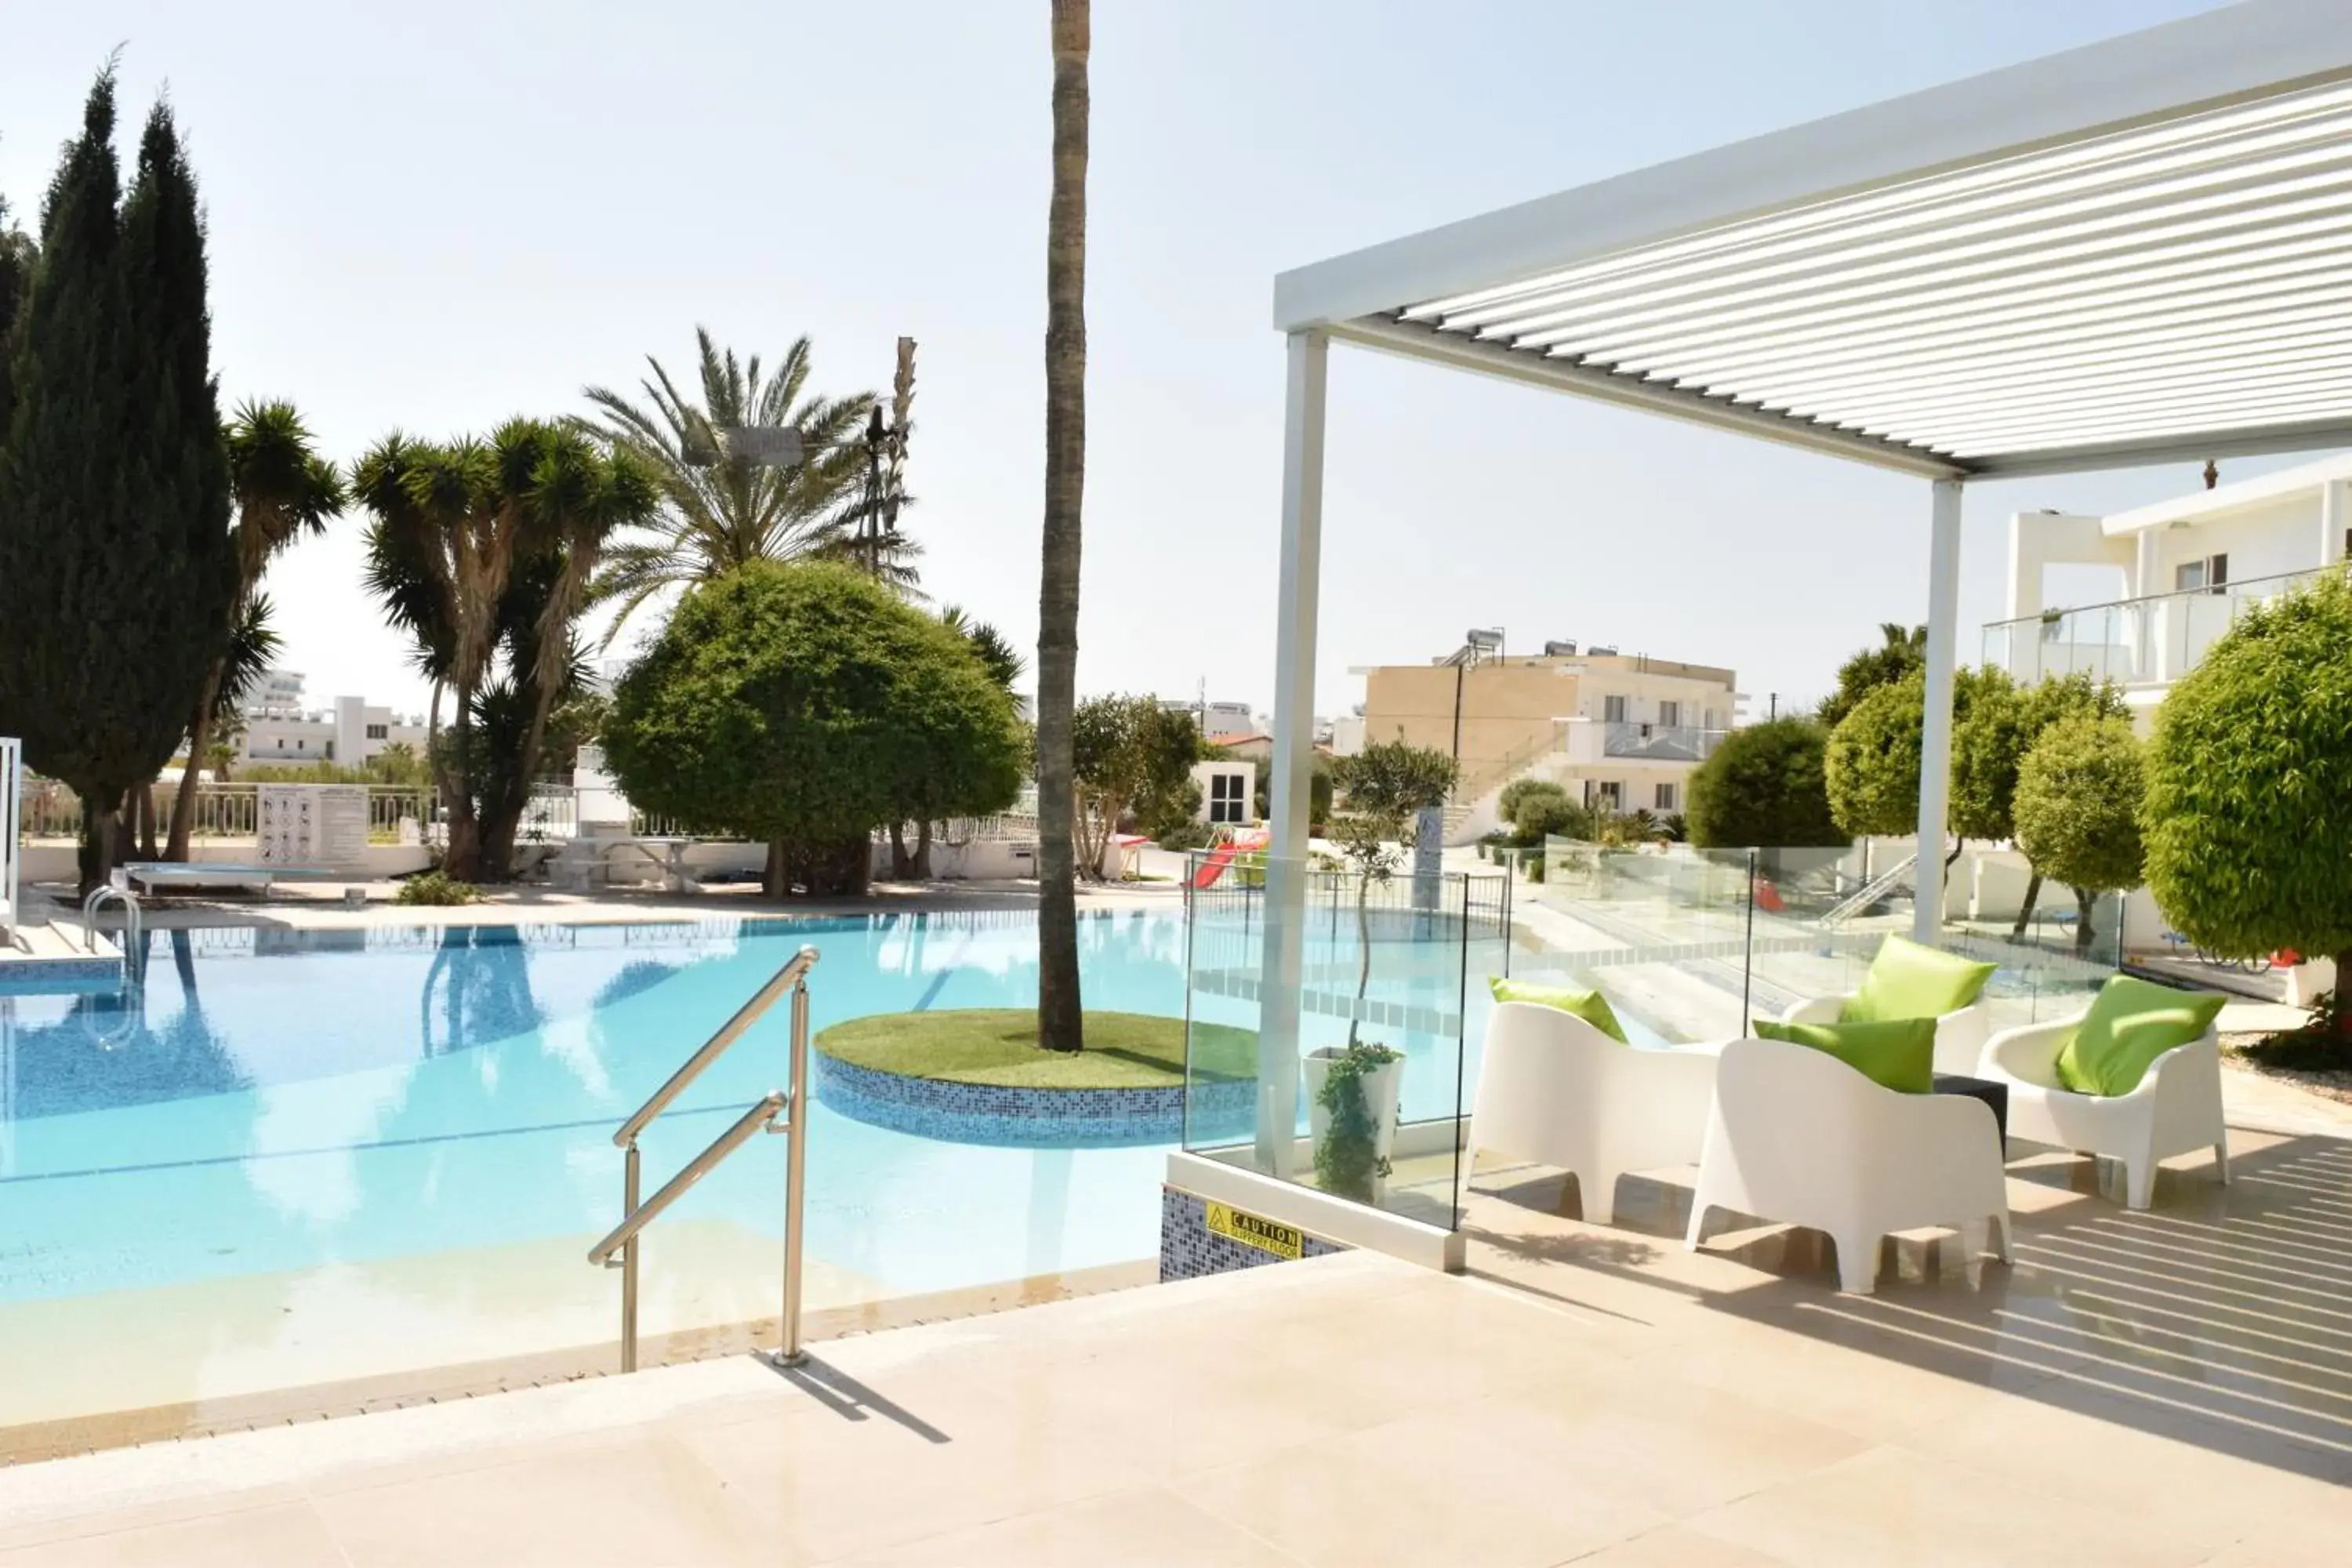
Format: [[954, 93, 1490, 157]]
[[1035, 0, 1091, 1053], [356, 420, 654, 879], [165, 401, 343, 860], [940, 603, 1025, 691], [577, 329, 915, 648]]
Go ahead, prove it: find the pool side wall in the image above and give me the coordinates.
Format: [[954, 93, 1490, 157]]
[[814, 1053, 1255, 1149]]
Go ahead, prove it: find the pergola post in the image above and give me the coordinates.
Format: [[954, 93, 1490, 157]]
[[1257, 328, 1329, 1173], [1914, 477, 1964, 945]]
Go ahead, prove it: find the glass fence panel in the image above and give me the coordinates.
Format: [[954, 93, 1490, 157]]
[[1181, 853, 1503, 1232]]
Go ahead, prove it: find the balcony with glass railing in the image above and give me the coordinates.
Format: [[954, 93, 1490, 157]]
[[1981, 565, 2331, 690]]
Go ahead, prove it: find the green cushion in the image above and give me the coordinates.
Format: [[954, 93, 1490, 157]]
[[1839, 935, 1996, 1025], [1753, 1016, 1937, 1094], [2053, 975, 2225, 1096], [1490, 976, 1628, 1044]]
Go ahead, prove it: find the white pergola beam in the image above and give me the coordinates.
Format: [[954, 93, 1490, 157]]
[[1275, 2, 2352, 332], [1331, 317, 1967, 481]]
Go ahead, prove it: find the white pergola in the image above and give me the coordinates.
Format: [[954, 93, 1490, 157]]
[[1253, 0, 2352, 1166]]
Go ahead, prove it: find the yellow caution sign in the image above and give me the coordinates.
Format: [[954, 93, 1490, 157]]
[[1205, 1201, 1303, 1260]]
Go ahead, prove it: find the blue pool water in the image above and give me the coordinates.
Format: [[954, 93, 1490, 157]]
[[0, 910, 1194, 1314]]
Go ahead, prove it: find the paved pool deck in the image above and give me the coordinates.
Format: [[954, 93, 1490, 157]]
[[5, 1116, 2350, 1566]]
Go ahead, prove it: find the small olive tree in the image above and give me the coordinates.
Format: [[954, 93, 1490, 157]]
[[2145, 572, 2352, 1042], [1329, 738, 1457, 1047], [1070, 694, 1201, 880], [2013, 713, 2143, 953]]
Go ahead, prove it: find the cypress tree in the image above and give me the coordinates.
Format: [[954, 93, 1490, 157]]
[[0, 70, 237, 887]]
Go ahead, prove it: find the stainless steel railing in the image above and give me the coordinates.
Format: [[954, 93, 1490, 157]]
[[586, 944, 820, 1373]]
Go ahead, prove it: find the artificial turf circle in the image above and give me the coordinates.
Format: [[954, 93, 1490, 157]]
[[812, 1008, 1256, 1089]]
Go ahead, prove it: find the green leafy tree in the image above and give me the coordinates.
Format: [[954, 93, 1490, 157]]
[[1071, 695, 1201, 881], [603, 561, 1023, 898], [1036, 0, 1092, 1051], [1686, 717, 1845, 848], [0, 74, 238, 887], [1951, 671, 2128, 936], [356, 419, 655, 877], [2145, 572, 2352, 1037], [0, 193, 33, 418], [1329, 739, 1457, 1046], [1824, 666, 2006, 863], [939, 604, 1025, 691], [578, 329, 906, 647], [1497, 777, 1570, 830], [2013, 714, 2143, 954], [1816, 622, 1925, 731]]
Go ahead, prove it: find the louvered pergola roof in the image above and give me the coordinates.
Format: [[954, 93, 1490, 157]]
[[1273, 0, 2352, 481]]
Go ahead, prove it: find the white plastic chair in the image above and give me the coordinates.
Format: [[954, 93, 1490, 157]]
[[1466, 1001, 1719, 1225], [1978, 1015, 2227, 1210], [1778, 993, 1991, 1077], [1686, 1037, 2011, 1294]]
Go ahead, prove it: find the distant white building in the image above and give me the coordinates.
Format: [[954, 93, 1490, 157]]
[[1162, 697, 1260, 742], [238, 670, 428, 765], [1985, 454, 2352, 727]]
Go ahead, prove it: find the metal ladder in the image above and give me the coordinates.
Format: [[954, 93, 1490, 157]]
[[1819, 851, 1918, 929], [586, 944, 820, 1373], [82, 881, 143, 959]]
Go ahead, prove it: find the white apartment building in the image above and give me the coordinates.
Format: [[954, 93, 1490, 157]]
[[1986, 454, 2352, 726], [238, 670, 428, 765]]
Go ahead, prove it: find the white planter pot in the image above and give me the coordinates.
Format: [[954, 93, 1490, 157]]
[[1303, 1047, 1404, 1199]]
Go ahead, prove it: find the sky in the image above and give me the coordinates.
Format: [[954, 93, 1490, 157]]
[[1, 0, 2288, 724]]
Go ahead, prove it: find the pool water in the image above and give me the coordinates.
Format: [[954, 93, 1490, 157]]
[[0, 909, 1196, 1428]]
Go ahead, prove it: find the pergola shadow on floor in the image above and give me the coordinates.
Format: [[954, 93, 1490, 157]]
[[1247, 0, 2352, 1160], [1458, 1121, 2352, 1488]]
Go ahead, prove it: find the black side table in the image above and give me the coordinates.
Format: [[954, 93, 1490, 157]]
[[1933, 1072, 2009, 1145]]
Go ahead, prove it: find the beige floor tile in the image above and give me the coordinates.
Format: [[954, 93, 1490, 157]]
[[817, 1485, 1305, 1567], [0, 1485, 313, 1555], [0, 1501, 346, 1567], [1430, 1362, 1873, 1517], [311, 1432, 757, 1567], [670, 1376, 1154, 1565], [1682, 1444, 2207, 1568], [1171, 1405, 1670, 1568], [1561, 1523, 1795, 1566]]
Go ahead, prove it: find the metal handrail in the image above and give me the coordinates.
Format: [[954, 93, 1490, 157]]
[[615, 946, 817, 1147], [588, 1093, 786, 1265], [591, 943, 820, 1375]]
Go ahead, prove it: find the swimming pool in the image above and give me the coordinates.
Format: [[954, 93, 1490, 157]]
[[0, 908, 1196, 1432]]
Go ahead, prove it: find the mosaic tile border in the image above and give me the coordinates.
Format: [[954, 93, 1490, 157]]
[[814, 1053, 1256, 1149]]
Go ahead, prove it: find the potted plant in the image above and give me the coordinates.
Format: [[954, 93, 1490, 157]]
[[1305, 1039, 1405, 1202], [1309, 739, 1457, 1201]]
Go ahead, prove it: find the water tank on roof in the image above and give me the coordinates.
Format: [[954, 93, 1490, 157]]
[[1542, 640, 1577, 656], [1588, 644, 1619, 656]]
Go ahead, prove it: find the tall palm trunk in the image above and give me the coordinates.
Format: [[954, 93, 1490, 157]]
[[440, 680, 483, 878], [1035, 0, 1090, 1053], [164, 659, 224, 860]]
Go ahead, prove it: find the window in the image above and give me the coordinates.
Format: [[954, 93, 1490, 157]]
[[1654, 782, 1678, 811], [1602, 695, 1628, 724], [1658, 700, 1681, 728], [365, 723, 388, 741], [2174, 554, 2229, 594], [295, 739, 304, 750], [1207, 771, 1247, 825], [1593, 780, 1623, 810]]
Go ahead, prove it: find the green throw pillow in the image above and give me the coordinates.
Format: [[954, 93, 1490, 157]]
[[1490, 976, 1628, 1044], [2053, 975, 2225, 1097], [1754, 1016, 1937, 1094], [1840, 935, 1996, 1025]]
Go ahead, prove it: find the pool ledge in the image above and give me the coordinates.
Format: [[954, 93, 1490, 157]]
[[814, 1052, 1254, 1148]]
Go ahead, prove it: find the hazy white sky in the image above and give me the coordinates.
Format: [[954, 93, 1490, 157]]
[[3, 0, 2289, 721]]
